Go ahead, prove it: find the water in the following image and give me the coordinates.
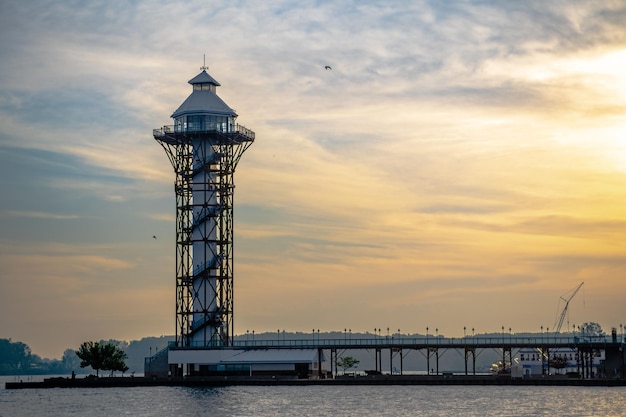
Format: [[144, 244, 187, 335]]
[[1, 378, 625, 416]]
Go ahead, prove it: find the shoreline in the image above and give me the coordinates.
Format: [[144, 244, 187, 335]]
[[6, 375, 626, 389]]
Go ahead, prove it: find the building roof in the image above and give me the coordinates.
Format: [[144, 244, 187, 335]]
[[188, 70, 221, 86], [171, 70, 237, 119], [222, 349, 322, 364], [168, 348, 325, 365]]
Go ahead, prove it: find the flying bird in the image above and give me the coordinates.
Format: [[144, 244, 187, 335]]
[[153, 235, 157, 239], [325, 65, 332, 70]]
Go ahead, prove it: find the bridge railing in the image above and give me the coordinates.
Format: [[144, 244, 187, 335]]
[[178, 335, 610, 349]]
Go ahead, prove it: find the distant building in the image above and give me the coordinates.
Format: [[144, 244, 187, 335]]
[[511, 347, 605, 378]]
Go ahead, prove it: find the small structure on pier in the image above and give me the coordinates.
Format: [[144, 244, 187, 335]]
[[168, 348, 327, 379]]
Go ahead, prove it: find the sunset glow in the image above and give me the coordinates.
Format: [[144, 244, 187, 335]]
[[0, 0, 625, 359]]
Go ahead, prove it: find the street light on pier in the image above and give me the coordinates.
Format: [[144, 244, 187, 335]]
[[541, 326, 546, 375], [426, 327, 430, 375]]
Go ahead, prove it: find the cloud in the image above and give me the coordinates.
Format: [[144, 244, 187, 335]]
[[1, 0, 626, 357], [3, 210, 80, 220]]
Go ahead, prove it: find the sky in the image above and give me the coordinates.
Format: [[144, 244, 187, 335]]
[[1, 0, 626, 359]]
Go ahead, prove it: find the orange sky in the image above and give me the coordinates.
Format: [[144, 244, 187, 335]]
[[1, 0, 625, 359]]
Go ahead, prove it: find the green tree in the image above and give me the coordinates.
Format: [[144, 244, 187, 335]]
[[0, 339, 33, 374], [76, 341, 128, 377], [337, 355, 360, 374]]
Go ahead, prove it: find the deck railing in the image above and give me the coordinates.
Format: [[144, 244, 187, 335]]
[[169, 334, 614, 350], [153, 124, 255, 139]]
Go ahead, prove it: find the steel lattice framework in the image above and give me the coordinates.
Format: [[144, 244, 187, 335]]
[[154, 125, 254, 347]]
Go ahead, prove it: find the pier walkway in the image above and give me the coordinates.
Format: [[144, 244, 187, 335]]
[[167, 334, 625, 380]]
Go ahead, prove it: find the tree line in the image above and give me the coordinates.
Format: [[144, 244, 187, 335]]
[[0, 336, 173, 375], [0, 339, 80, 375]]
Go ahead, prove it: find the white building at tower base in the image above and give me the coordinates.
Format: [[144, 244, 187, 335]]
[[167, 349, 327, 379]]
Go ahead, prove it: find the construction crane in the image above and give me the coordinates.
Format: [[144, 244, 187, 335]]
[[553, 282, 584, 334]]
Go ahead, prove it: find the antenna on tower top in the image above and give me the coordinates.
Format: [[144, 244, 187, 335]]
[[200, 54, 209, 71]]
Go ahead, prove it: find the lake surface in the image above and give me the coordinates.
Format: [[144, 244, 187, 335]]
[[2, 377, 625, 416]]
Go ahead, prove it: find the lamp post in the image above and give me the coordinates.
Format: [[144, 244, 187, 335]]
[[541, 326, 546, 375], [425, 327, 430, 375], [546, 327, 550, 375], [426, 327, 430, 375]]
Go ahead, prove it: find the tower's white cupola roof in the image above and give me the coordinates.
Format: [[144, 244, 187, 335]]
[[171, 70, 237, 119]]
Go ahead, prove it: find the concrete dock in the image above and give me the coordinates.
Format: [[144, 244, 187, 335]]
[[6, 374, 626, 389]]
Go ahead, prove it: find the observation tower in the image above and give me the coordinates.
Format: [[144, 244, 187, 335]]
[[153, 67, 254, 348]]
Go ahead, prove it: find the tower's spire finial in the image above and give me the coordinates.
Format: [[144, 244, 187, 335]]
[[200, 54, 209, 71]]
